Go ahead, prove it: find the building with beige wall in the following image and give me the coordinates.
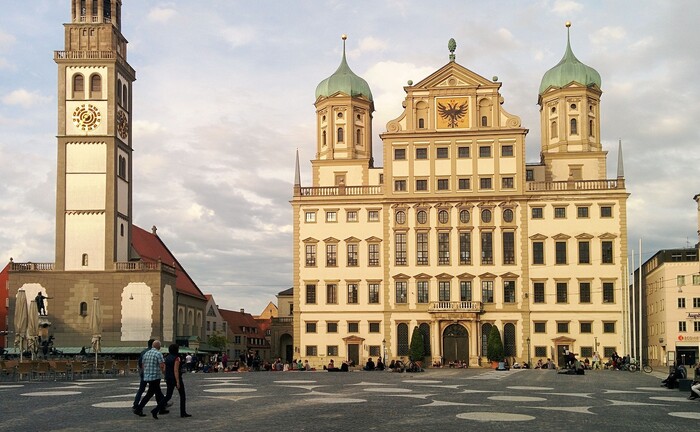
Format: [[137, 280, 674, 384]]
[[6, 1, 206, 352], [292, 28, 628, 369]]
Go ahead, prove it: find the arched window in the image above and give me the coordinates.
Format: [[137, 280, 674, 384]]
[[481, 116, 488, 127], [80, 301, 88, 316], [397, 323, 409, 356], [503, 323, 516, 357], [322, 130, 326, 146], [419, 323, 431, 356], [73, 74, 85, 98], [589, 119, 594, 137], [356, 129, 361, 145], [570, 118, 578, 135], [117, 80, 122, 105], [551, 121, 558, 139], [337, 127, 344, 143], [122, 84, 128, 110], [90, 74, 101, 98], [418, 118, 425, 129], [481, 323, 492, 357], [80, 0, 87, 16], [82, 253, 89, 266]]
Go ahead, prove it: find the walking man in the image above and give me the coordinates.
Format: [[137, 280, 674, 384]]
[[132, 339, 154, 412], [134, 340, 168, 419], [35, 292, 51, 316]]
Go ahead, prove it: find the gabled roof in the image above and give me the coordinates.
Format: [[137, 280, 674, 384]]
[[278, 287, 293, 296], [219, 308, 261, 333], [130, 225, 206, 300]]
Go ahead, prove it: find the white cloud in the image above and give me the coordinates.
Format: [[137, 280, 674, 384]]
[[1, 88, 50, 108], [185, 203, 215, 221], [220, 25, 257, 48], [357, 36, 388, 54], [133, 120, 165, 136], [0, 30, 15, 50], [147, 7, 177, 23], [551, 0, 583, 14], [590, 26, 626, 45]]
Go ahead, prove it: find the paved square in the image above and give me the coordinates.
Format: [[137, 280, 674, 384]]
[[1, 368, 697, 431]]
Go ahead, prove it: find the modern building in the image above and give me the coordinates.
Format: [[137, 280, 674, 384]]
[[634, 196, 700, 367], [6, 0, 206, 351], [292, 27, 628, 368]]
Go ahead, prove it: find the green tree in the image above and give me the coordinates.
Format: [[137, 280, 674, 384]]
[[208, 332, 228, 352], [486, 325, 504, 362], [409, 326, 425, 362]]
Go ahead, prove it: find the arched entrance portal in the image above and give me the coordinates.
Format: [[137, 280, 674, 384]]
[[442, 324, 469, 364]]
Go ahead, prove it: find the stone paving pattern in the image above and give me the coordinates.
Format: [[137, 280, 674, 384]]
[[1, 368, 697, 431]]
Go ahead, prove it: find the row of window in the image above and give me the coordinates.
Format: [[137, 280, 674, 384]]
[[304, 234, 615, 268], [532, 205, 613, 219], [677, 297, 700, 308], [534, 346, 617, 359], [305, 321, 382, 334], [548, 117, 595, 140], [70, 73, 130, 111], [305, 209, 379, 223], [321, 127, 363, 146], [304, 279, 617, 305], [678, 321, 700, 332], [532, 239, 615, 265], [394, 176, 514, 192], [205, 320, 227, 332], [393, 144, 514, 161], [533, 320, 616, 334], [305, 205, 614, 225]]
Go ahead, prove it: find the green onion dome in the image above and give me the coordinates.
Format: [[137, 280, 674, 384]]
[[539, 23, 601, 95], [315, 35, 373, 102]]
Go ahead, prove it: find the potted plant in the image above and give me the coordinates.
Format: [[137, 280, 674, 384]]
[[409, 326, 425, 371], [486, 326, 505, 369]]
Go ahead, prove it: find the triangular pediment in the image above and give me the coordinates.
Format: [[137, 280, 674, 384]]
[[344, 236, 361, 243], [323, 237, 339, 243], [413, 61, 497, 90], [575, 233, 594, 240], [530, 233, 548, 241], [479, 272, 497, 279], [552, 336, 577, 344], [501, 272, 520, 279], [365, 236, 382, 243], [456, 272, 475, 279], [435, 273, 453, 280], [302, 237, 319, 243], [552, 233, 571, 240], [413, 273, 432, 280], [598, 232, 617, 239], [393, 273, 410, 280]]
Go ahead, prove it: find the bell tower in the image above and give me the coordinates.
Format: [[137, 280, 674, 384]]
[[537, 23, 605, 182], [54, 0, 135, 271]]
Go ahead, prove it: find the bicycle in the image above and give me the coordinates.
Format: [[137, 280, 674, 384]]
[[628, 361, 653, 373]]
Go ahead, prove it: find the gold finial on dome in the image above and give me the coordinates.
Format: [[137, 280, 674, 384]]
[[341, 34, 347, 40], [565, 21, 571, 28]]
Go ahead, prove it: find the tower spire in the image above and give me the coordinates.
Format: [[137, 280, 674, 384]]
[[294, 149, 301, 187], [617, 139, 625, 178]]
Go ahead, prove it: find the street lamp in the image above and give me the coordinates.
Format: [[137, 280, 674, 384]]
[[382, 339, 386, 366], [526, 337, 531, 367]]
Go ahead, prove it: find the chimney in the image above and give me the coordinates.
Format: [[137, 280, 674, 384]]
[[240, 308, 245, 313]]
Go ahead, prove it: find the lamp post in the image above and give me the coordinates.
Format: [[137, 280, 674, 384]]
[[526, 337, 531, 367], [382, 339, 386, 366]]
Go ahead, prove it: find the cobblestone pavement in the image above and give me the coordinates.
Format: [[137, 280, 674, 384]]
[[1, 367, 697, 431]]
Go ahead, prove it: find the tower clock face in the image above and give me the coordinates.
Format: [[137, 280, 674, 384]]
[[72, 104, 101, 131], [116, 110, 129, 139]]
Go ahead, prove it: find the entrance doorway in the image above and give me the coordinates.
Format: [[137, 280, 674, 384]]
[[557, 345, 569, 367], [677, 347, 698, 366], [348, 344, 360, 366], [442, 324, 468, 365]]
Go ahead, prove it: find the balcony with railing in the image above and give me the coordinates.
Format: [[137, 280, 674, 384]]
[[10, 261, 54, 272], [116, 261, 177, 276], [272, 317, 293, 325], [54, 50, 135, 77], [295, 184, 383, 197], [527, 179, 624, 192], [428, 301, 482, 313]]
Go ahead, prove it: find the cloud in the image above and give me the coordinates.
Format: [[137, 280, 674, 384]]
[[147, 6, 177, 23], [220, 25, 257, 48], [590, 26, 626, 45], [0, 30, 15, 50], [1, 88, 51, 108], [551, 0, 583, 14], [348, 36, 388, 58]]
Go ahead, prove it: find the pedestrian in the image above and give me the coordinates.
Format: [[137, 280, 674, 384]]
[[162, 344, 191, 418], [35, 291, 51, 316], [132, 339, 154, 412], [134, 340, 168, 419], [185, 353, 193, 372]]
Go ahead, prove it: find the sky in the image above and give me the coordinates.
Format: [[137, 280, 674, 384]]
[[1, 0, 699, 315]]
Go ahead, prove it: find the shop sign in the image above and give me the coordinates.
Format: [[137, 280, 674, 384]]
[[687, 312, 700, 320], [678, 335, 700, 342]]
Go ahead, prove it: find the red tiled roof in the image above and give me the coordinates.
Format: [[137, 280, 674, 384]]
[[219, 308, 261, 333], [131, 225, 206, 300], [256, 318, 272, 332]]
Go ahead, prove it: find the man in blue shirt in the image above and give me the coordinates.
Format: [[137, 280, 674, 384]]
[[132, 339, 154, 412], [133, 340, 168, 419]]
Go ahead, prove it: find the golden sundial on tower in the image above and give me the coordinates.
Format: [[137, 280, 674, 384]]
[[436, 97, 469, 129]]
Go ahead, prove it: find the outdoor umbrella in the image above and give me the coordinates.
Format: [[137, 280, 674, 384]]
[[13, 290, 28, 362], [27, 300, 39, 360], [90, 297, 102, 370]]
